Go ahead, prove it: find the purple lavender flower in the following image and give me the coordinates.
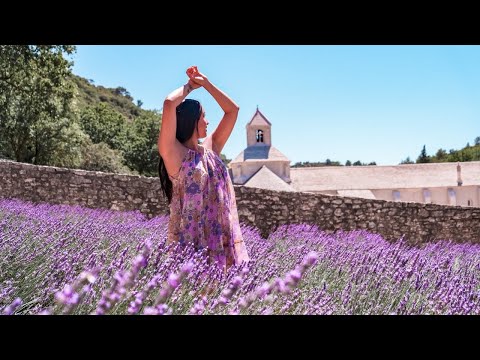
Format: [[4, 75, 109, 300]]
[[167, 274, 180, 289], [304, 252, 319, 266], [2, 298, 23, 315]]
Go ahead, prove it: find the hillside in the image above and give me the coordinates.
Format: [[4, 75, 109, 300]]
[[71, 74, 231, 170], [72, 75, 141, 121]]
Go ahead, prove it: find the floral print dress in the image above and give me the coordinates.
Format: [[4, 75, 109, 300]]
[[167, 146, 250, 271]]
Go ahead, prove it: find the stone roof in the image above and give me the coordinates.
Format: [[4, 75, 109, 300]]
[[246, 108, 272, 127], [290, 161, 480, 192], [244, 165, 295, 192], [230, 146, 290, 164]]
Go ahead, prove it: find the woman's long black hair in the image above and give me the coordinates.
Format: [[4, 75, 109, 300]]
[[159, 99, 202, 204]]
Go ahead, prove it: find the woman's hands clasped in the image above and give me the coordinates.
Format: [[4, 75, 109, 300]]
[[186, 65, 209, 88]]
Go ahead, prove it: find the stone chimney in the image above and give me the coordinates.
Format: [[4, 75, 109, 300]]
[[457, 163, 463, 186]]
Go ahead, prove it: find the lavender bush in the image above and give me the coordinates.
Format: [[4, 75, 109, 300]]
[[1, 198, 479, 315]]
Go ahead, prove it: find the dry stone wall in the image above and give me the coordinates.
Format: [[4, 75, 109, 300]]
[[1, 159, 479, 244]]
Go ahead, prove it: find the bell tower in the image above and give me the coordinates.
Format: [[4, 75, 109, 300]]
[[246, 107, 271, 147]]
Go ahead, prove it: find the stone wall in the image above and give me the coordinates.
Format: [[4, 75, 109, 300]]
[[234, 186, 480, 244], [0, 160, 168, 217], [1, 159, 480, 244]]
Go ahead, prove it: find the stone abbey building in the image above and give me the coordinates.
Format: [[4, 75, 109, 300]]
[[229, 108, 480, 207]]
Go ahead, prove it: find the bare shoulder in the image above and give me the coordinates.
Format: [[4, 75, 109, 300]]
[[202, 135, 220, 156], [161, 140, 189, 178]]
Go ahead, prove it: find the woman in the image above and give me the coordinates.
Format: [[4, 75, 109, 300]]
[[158, 66, 250, 271]]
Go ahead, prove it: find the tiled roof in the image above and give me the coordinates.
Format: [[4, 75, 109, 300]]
[[246, 108, 272, 127], [231, 146, 290, 163], [244, 165, 295, 192], [290, 161, 480, 192]]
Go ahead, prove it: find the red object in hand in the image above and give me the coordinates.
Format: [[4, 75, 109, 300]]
[[186, 66, 199, 79]]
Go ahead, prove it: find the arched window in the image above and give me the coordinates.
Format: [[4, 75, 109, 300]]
[[256, 130, 264, 143]]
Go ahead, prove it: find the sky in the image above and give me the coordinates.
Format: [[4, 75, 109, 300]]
[[71, 45, 479, 166]]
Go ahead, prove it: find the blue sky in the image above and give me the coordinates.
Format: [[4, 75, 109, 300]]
[[71, 45, 479, 165]]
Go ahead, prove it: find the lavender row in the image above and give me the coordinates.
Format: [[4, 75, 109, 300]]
[[1, 198, 479, 315]]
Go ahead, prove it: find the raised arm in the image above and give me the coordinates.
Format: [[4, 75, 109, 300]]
[[189, 71, 239, 155], [158, 80, 199, 157]]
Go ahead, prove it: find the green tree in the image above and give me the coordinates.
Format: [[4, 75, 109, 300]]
[[119, 110, 161, 176], [416, 145, 430, 163], [46, 121, 89, 169], [450, 149, 474, 162], [345, 160, 352, 166], [0, 45, 77, 164], [400, 156, 414, 164], [113, 86, 133, 101], [79, 139, 134, 174], [79, 103, 126, 150], [475, 136, 480, 146], [434, 148, 448, 162]]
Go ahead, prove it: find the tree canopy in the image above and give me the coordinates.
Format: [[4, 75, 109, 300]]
[[0, 45, 77, 164]]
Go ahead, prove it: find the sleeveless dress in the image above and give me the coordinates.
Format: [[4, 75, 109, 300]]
[[167, 146, 250, 271]]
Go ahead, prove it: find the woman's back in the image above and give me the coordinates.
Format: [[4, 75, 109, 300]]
[[167, 145, 250, 271]]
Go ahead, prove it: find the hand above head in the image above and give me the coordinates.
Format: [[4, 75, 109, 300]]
[[186, 65, 209, 87], [186, 65, 199, 78]]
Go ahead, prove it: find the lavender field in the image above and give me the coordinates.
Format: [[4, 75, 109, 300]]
[[1, 198, 479, 315]]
